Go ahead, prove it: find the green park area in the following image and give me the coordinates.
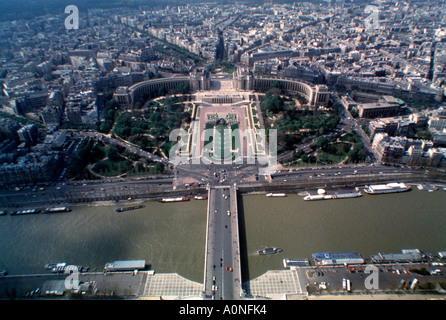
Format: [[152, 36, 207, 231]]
[[65, 88, 193, 180], [67, 137, 165, 180], [102, 95, 192, 158], [259, 89, 368, 166], [295, 132, 368, 166], [260, 90, 340, 150]]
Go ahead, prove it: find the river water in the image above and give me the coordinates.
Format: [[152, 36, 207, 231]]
[[0, 189, 445, 283]]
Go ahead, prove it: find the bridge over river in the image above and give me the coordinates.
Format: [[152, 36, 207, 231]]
[[203, 185, 244, 300]]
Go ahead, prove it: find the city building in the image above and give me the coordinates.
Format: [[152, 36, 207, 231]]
[[17, 124, 38, 147], [0, 152, 63, 185], [372, 133, 445, 167], [233, 67, 330, 106], [357, 102, 404, 118]]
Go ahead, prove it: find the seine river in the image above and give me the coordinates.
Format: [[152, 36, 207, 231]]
[[0, 189, 445, 283]]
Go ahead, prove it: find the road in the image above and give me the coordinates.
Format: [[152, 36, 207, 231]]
[[0, 177, 174, 208], [0, 161, 442, 209], [175, 160, 267, 189], [271, 162, 429, 182], [204, 186, 241, 300]]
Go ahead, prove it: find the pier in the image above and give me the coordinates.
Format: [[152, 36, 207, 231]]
[[203, 185, 243, 300]]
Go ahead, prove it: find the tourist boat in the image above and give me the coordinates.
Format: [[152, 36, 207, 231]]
[[283, 258, 310, 268], [43, 207, 71, 214], [363, 182, 411, 195], [46, 262, 88, 273], [312, 251, 365, 266], [115, 205, 145, 213], [11, 208, 40, 215], [257, 247, 283, 255], [159, 197, 190, 203], [304, 191, 362, 201], [45, 262, 66, 270], [304, 194, 331, 201], [266, 193, 287, 197]]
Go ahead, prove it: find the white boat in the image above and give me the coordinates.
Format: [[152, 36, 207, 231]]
[[283, 258, 310, 268], [257, 247, 282, 255], [417, 183, 437, 192], [335, 192, 362, 199], [159, 197, 190, 203], [43, 207, 71, 214], [304, 191, 362, 201], [304, 194, 329, 201], [13, 209, 40, 215], [45, 262, 66, 270], [266, 193, 287, 197], [364, 182, 411, 195]]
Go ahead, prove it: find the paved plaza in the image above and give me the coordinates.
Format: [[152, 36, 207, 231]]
[[187, 77, 261, 163], [142, 273, 203, 299], [243, 270, 304, 298], [138, 270, 306, 299]]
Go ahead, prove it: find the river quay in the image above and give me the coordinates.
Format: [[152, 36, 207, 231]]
[[0, 185, 445, 300], [1, 262, 446, 300]]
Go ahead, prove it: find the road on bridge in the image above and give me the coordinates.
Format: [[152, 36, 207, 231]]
[[204, 186, 242, 300]]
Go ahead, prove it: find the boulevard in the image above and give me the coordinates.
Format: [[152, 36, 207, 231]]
[[0, 162, 443, 209]]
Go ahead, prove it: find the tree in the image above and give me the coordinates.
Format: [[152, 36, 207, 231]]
[[154, 162, 164, 174], [158, 86, 167, 97], [135, 162, 145, 173], [284, 134, 297, 149], [316, 136, 329, 151], [100, 120, 113, 133], [348, 142, 367, 163], [150, 112, 162, 123], [131, 127, 144, 136], [263, 94, 285, 113], [178, 82, 190, 94], [270, 81, 282, 90], [106, 145, 120, 161]]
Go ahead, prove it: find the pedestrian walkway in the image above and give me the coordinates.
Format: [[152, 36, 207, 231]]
[[243, 270, 304, 298], [142, 273, 203, 299]]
